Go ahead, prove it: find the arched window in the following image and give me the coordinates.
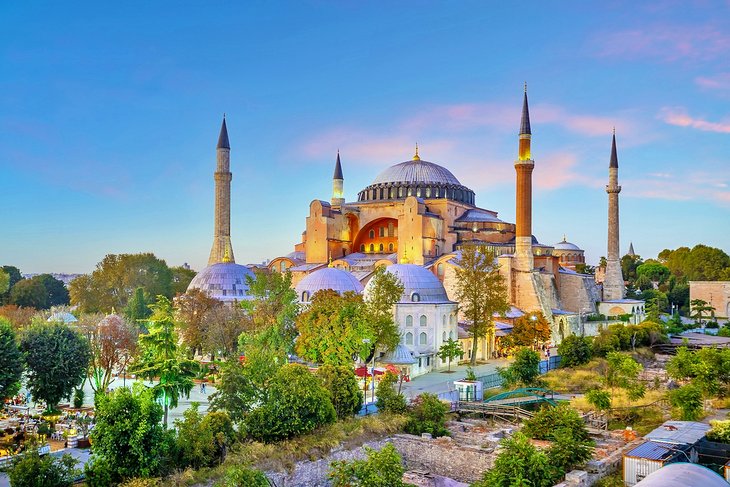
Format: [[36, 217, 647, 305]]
[[406, 315, 413, 326], [360, 244, 365, 252], [369, 229, 375, 239], [379, 227, 385, 237], [280, 261, 286, 272], [450, 314, 455, 325], [379, 243, 384, 252], [405, 332, 413, 345], [437, 263, 444, 278], [411, 292, 420, 302], [442, 315, 446, 327], [369, 244, 374, 252], [388, 243, 394, 252], [419, 332, 427, 345], [301, 291, 309, 302], [420, 315, 427, 327], [442, 331, 447, 341], [449, 330, 455, 340]]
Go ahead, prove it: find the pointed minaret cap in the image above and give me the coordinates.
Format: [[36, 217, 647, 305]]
[[413, 143, 420, 161], [520, 84, 531, 135], [609, 128, 618, 168], [333, 150, 344, 180], [217, 115, 230, 150], [628, 242, 636, 257]]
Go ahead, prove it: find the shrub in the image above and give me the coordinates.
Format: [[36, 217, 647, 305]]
[[706, 420, 730, 443], [669, 383, 704, 421], [174, 403, 216, 469], [244, 364, 336, 442], [329, 443, 406, 487], [585, 389, 611, 411], [375, 372, 407, 414], [214, 466, 268, 487], [9, 449, 79, 487], [523, 403, 590, 442], [546, 428, 594, 475], [404, 393, 449, 437], [558, 335, 593, 368], [73, 387, 84, 409], [499, 348, 542, 388], [318, 365, 363, 419], [473, 432, 557, 487]]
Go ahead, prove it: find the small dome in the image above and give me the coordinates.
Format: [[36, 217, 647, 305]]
[[295, 267, 364, 302], [372, 159, 462, 186], [187, 262, 255, 302], [48, 311, 78, 324], [365, 264, 451, 304], [554, 238, 582, 251]]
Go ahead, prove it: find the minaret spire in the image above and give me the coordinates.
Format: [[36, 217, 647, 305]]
[[331, 150, 345, 208], [413, 142, 420, 161], [209, 115, 235, 265], [514, 85, 535, 272], [603, 130, 625, 300]]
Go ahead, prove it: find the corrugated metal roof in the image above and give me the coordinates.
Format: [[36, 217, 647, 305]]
[[625, 441, 682, 461], [645, 421, 710, 445]]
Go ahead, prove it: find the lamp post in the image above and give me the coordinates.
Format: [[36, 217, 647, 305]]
[[362, 338, 373, 414]]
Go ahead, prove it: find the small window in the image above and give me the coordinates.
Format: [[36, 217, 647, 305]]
[[437, 263, 444, 278], [369, 229, 375, 239], [450, 314, 455, 325], [442, 315, 446, 327], [379, 227, 385, 237], [411, 292, 420, 302], [379, 243, 384, 252], [442, 331, 447, 341], [360, 244, 365, 252], [301, 291, 309, 302], [426, 356, 430, 366], [388, 243, 394, 252], [420, 315, 427, 327], [419, 332, 427, 345], [449, 330, 454, 340], [405, 332, 413, 345], [369, 244, 374, 252], [406, 315, 413, 326]]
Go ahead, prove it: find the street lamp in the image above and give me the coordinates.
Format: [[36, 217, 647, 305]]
[[362, 338, 374, 415]]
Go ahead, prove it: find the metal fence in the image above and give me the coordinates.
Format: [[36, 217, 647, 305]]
[[477, 354, 562, 390]]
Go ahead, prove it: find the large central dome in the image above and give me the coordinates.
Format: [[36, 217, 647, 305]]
[[372, 159, 462, 186], [357, 152, 475, 205]]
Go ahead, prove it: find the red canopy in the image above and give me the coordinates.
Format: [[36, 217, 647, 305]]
[[354, 366, 385, 378]]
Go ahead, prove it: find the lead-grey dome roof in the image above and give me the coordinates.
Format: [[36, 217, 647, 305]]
[[554, 238, 582, 251], [295, 267, 364, 302], [372, 159, 462, 186], [365, 264, 452, 304], [187, 262, 255, 302]]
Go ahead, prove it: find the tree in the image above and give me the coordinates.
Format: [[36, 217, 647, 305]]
[[175, 288, 220, 357], [437, 338, 462, 372], [295, 290, 373, 366], [170, 265, 196, 296], [362, 266, 405, 360], [523, 403, 591, 442], [666, 347, 730, 397], [10, 278, 48, 309], [0, 265, 22, 304], [499, 348, 542, 388], [317, 365, 363, 419], [404, 393, 449, 437], [585, 389, 611, 411], [690, 298, 715, 324], [34, 274, 70, 307], [130, 296, 199, 425], [546, 428, 594, 476], [9, 449, 79, 487], [80, 313, 138, 394], [174, 403, 215, 469], [504, 312, 551, 349], [69, 253, 174, 313], [557, 335, 593, 368], [0, 268, 9, 295], [473, 432, 556, 487], [86, 386, 171, 484], [203, 304, 252, 359], [375, 371, 407, 413], [636, 261, 670, 285], [669, 383, 703, 421], [605, 352, 645, 401], [329, 443, 406, 487], [659, 245, 730, 281], [453, 245, 509, 365], [243, 364, 336, 442], [0, 318, 23, 400], [124, 287, 152, 323], [20, 321, 91, 411]]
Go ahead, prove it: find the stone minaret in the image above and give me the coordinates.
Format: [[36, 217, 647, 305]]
[[208, 116, 235, 265], [603, 130, 625, 300], [514, 85, 534, 272], [331, 150, 345, 208]]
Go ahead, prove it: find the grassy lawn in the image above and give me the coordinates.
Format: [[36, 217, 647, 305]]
[[542, 359, 605, 393]]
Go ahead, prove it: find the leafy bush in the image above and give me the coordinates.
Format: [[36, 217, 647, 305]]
[[244, 364, 336, 442], [214, 466, 268, 487], [592, 322, 665, 357], [73, 387, 84, 409], [375, 372, 407, 414], [706, 420, 730, 443], [329, 443, 406, 487], [523, 403, 590, 442], [404, 393, 449, 437], [498, 348, 542, 388], [174, 403, 216, 469], [558, 335, 593, 368], [9, 449, 79, 487], [546, 428, 594, 475], [318, 365, 363, 419], [473, 432, 557, 487], [669, 383, 704, 421], [585, 389, 611, 411]]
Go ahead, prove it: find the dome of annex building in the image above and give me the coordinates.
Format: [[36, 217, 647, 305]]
[[357, 150, 475, 205], [365, 264, 452, 304], [295, 266, 364, 302], [187, 262, 255, 302], [553, 236, 582, 252]]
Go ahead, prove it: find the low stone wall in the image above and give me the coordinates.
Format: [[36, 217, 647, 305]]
[[392, 434, 495, 483]]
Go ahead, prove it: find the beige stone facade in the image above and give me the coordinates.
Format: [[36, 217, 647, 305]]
[[690, 281, 730, 319]]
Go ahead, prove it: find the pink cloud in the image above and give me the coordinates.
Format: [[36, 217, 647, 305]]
[[659, 107, 730, 133], [627, 170, 730, 206], [594, 24, 730, 62], [695, 73, 730, 91]]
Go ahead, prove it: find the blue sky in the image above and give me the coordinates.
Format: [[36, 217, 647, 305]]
[[1, 1, 729, 274]]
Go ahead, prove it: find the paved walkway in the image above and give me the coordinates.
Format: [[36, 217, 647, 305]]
[[399, 360, 511, 400]]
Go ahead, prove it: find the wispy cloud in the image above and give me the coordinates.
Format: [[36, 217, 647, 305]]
[[628, 171, 730, 206], [695, 72, 730, 91], [659, 107, 730, 133], [593, 24, 730, 62]]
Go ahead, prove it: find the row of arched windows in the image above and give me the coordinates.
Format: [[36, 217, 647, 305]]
[[360, 242, 395, 253], [357, 184, 475, 205], [404, 330, 456, 346]]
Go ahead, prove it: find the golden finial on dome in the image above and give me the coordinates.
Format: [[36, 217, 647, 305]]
[[563, 234, 567, 241], [222, 245, 233, 263], [413, 143, 420, 161]]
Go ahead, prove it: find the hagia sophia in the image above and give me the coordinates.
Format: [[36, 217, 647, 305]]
[[188, 88, 645, 376]]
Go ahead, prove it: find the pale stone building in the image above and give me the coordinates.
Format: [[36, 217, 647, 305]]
[[690, 281, 730, 319]]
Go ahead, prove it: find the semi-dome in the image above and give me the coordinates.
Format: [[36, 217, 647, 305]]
[[357, 152, 475, 205], [372, 159, 462, 186], [295, 267, 364, 303], [554, 236, 582, 251], [365, 264, 452, 304], [187, 262, 255, 302]]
